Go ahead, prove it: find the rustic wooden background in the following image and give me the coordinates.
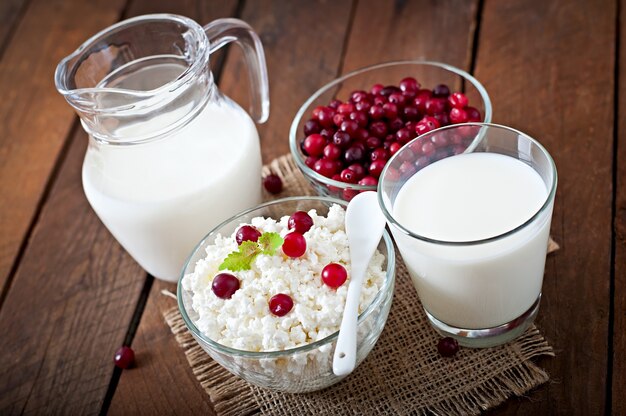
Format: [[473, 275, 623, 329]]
[[0, 0, 623, 414]]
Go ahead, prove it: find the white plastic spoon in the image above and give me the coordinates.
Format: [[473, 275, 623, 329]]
[[333, 191, 387, 376]]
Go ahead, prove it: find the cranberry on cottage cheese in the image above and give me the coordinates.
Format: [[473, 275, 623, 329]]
[[181, 204, 386, 352]]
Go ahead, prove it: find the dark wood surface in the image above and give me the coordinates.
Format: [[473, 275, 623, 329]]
[[0, 0, 622, 415]]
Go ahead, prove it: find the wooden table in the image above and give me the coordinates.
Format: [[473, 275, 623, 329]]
[[0, 0, 622, 414]]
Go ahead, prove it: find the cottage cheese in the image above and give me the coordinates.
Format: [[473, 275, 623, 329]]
[[181, 204, 386, 352]]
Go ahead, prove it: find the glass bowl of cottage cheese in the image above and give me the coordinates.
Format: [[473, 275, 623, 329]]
[[178, 196, 395, 393]]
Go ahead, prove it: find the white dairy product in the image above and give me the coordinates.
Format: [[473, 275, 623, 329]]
[[391, 152, 552, 329], [83, 97, 261, 281], [181, 204, 386, 352]]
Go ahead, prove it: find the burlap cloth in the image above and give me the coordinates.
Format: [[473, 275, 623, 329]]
[[163, 154, 557, 416]]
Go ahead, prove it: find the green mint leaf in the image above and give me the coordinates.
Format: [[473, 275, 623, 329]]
[[218, 241, 261, 271], [258, 232, 284, 256]]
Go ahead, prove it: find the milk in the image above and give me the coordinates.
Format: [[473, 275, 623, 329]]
[[82, 65, 261, 281], [391, 152, 552, 329]]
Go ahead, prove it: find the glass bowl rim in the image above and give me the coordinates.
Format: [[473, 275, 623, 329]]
[[288, 59, 493, 192], [377, 122, 558, 246], [177, 195, 396, 358]]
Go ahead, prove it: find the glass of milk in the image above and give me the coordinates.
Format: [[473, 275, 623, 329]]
[[378, 123, 557, 347], [55, 15, 269, 282]]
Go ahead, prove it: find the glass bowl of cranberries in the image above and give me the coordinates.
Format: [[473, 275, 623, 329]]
[[177, 196, 396, 393], [289, 60, 492, 200]]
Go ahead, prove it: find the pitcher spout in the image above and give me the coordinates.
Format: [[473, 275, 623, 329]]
[[54, 14, 213, 144]]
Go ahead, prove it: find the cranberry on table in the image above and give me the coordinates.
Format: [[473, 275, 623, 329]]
[[321, 263, 348, 288], [212, 273, 240, 299], [263, 174, 283, 194], [236, 225, 262, 245], [437, 337, 459, 357], [269, 293, 294, 317], [288, 211, 314, 234], [114, 346, 135, 369], [282, 232, 307, 257]]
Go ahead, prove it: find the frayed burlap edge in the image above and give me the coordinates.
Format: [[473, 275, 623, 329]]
[[164, 154, 557, 416], [165, 308, 260, 416]]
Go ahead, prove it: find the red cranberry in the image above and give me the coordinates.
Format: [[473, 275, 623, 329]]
[[425, 98, 446, 116], [370, 147, 388, 162], [316, 106, 335, 128], [366, 136, 382, 149], [399, 77, 420, 92], [369, 159, 387, 178], [312, 106, 325, 118], [303, 119, 321, 136], [389, 142, 402, 155], [437, 337, 459, 357], [282, 232, 306, 257], [269, 293, 294, 317], [305, 156, 317, 169], [355, 128, 370, 141], [382, 102, 398, 119], [466, 106, 481, 122], [303, 134, 326, 157], [349, 111, 368, 127], [448, 92, 468, 109], [413, 94, 429, 114], [415, 116, 440, 136], [319, 127, 335, 139], [333, 131, 351, 148], [369, 105, 385, 120], [396, 128, 413, 144], [328, 174, 343, 192], [373, 96, 386, 106], [449, 107, 468, 124], [388, 92, 406, 106], [351, 90, 369, 103], [313, 158, 338, 177], [389, 117, 404, 132], [432, 84, 450, 98], [434, 112, 450, 126], [337, 102, 355, 115], [370, 83, 384, 95], [321, 263, 348, 288], [333, 113, 346, 127], [212, 273, 240, 299], [114, 346, 135, 369], [369, 121, 388, 138], [344, 146, 365, 163], [340, 168, 358, 183], [343, 189, 359, 201], [358, 176, 378, 186], [340, 120, 359, 136], [380, 85, 401, 97], [323, 143, 342, 160], [328, 99, 341, 109], [355, 100, 371, 112], [347, 163, 366, 180], [236, 225, 261, 245], [288, 211, 314, 234], [263, 174, 283, 194], [403, 106, 420, 120]]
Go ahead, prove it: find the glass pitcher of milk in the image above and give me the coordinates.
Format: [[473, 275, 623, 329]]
[[54, 15, 269, 282]]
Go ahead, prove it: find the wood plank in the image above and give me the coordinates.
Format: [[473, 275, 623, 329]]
[[108, 281, 215, 416], [613, 0, 626, 414], [218, 0, 355, 163], [0, 0, 28, 57], [0, 127, 147, 414], [473, 1, 616, 414], [342, 0, 478, 73], [0, 0, 126, 298]]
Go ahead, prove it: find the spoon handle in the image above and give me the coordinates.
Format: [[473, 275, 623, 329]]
[[332, 263, 366, 376]]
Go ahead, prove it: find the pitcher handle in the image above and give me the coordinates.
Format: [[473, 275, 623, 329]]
[[204, 18, 269, 124]]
